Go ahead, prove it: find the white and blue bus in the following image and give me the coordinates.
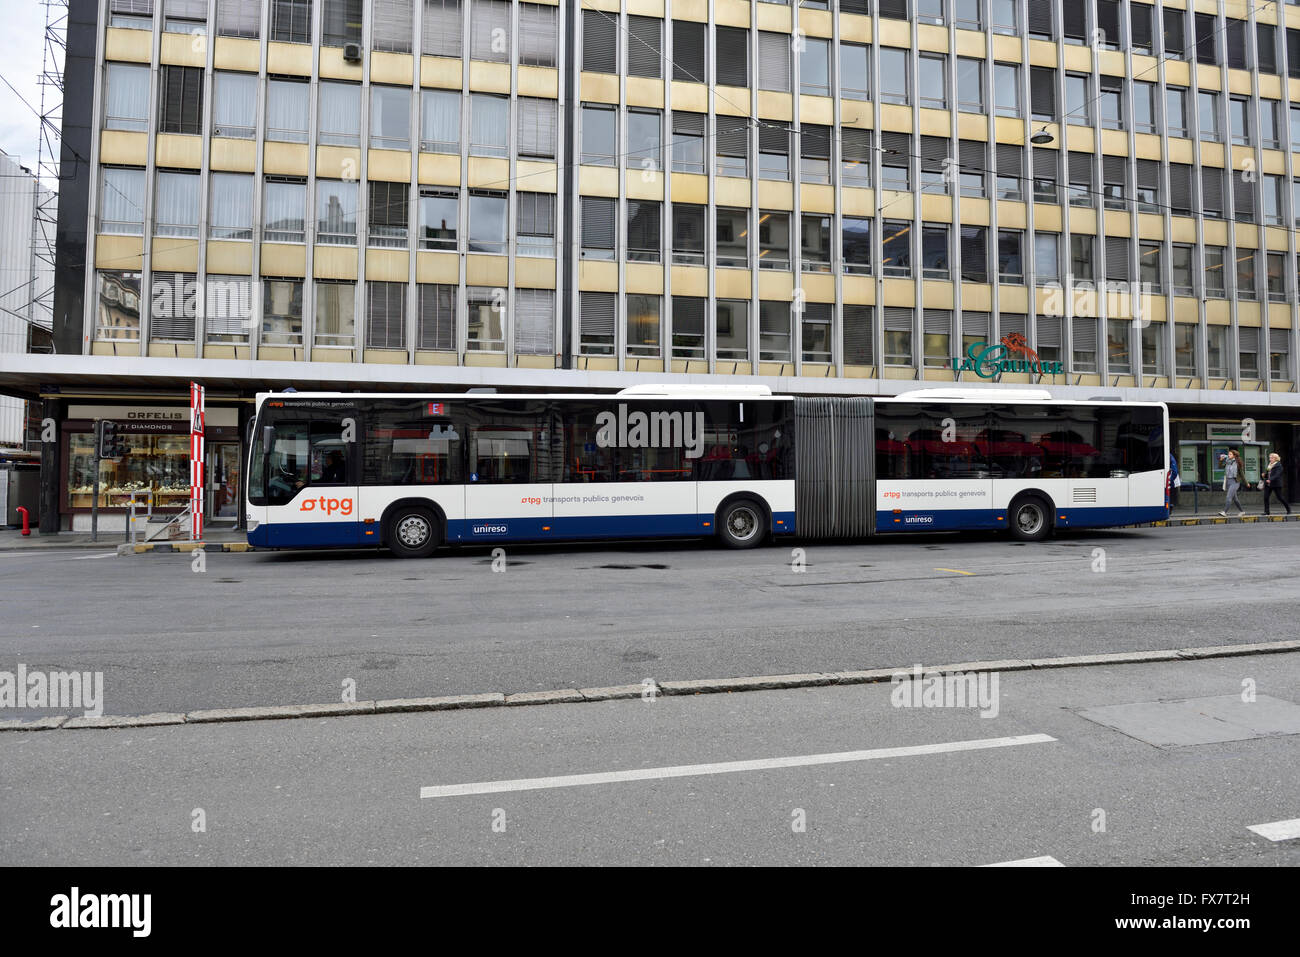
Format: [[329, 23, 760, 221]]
[[245, 386, 1169, 556]]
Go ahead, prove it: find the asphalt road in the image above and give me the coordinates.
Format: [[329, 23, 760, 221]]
[[2, 652, 1297, 866], [1, 522, 1297, 717]]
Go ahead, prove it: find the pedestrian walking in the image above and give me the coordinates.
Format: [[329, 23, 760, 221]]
[[1219, 449, 1246, 516], [1169, 452, 1180, 507], [1262, 451, 1292, 516]]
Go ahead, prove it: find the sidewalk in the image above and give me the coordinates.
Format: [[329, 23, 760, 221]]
[[0, 526, 251, 552]]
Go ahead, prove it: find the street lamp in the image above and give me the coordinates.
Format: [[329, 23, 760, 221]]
[[1029, 128, 1055, 145]]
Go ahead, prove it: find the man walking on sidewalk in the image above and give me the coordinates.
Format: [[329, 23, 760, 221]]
[[1263, 452, 1292, 516]]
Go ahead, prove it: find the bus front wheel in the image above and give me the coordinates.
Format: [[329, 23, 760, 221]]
[[1008, 495, 1052, 542], [386, 507, 441, 558], [717, 499, 768, 549]]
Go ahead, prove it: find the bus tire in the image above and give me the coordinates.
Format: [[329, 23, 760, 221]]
[[717, 498, 768, 549], [1008, 494, 1053, 542], [386, 507, 441, 558]]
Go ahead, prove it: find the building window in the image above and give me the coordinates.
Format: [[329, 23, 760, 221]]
[[954, 0, 981, 31], [1072, 318, 1098, 372], [801, 214, 832, 272], [1164, 87, 1188, 137], [321, 0, 363, 48], [1198, 91, 1220, 142], [580, 196, 616, 260], [715, 25, 749, 87], [149, 271, 197, 342], [110, 0, 154, 30], [319, 83, 361, 146], [672, 20, 707, 83], [843, 217, 872, 275], [627, 108, 662, 172], [957, 58, 984, 114], [211, 72, 257, 139], [314, 179, 357, 245], [627, 200, 661, 263], [314, 281, 356, 349], [672, 111, 707, 174], [884, 308, 914, 366], [367, 181, 409, 248], [1269, 330, 1290, 379], [582, 9, 618, 74], [1267, 252, 1287, 302], [262, 177, 305, 243], [881, 133, 911, 191], [716, 207, 749, 268], [517, 191, 555, 258], [842, 43, 869, 100], [1139, 241, 1162, 292], [716, 117, 749, 178], [159, 66, 203, 136], [514, 288, 555, 356], [209, 172, 253, 240], [841, 129, 872, 189], [1107, 319, 1132, 375], [1170, 244, 1194, 297], [627, 15, 663, 79], [922, 224, 949, 280], [423, 0, 463, 59], [519, 3, 558, 66], [99, 167, 145, 235], [1236, 249, 1258, 301], [758, 301, 791, 363], [759, 123, 790, 181], [469, 1, 511, 62], [104, 63, 150, 132], [1203, 246, 1227, 297], [580, 103, 616, 166], [418, 187, 458, 251], [204, 274, 252, 344], [1141, 323, 1165, 376], [918, 54, 948, 110], [372, 0, 414, 53], [960, 225, 988, 283], [1263, 175, 1285, 226], [918, 0, 944, 25], [94, 270, 143, 340], [1064, 73, 1090, 125], [800, 37, 831, 97], [716, 300, 749, 361], [155, 170, 199, 238], [879, 47, 909, 105], [469, 94, 509, 157], [994, 62, 1020, 117], [163, 0, 207, 34], [1240, 329, 1260, 379], [990, 0, 1017, 34], [1205, 326, 1228, 378], [802, 303, 833, 364], [466, 286, 505, 352], [1170, 324, 1195, 376], [881, 220, 912, 277], [417, 283, 456, 352], [1099, 77, 1123, 129], [672, 296, 706, 359], [758, 210, 791, 270], [267, 78, 309, 143], [997, 229, 1023, 284], [421, 90, 461, 154], [1260, 100, 1281, 149], [1070, 234, 1094, 282], [468, 190, 507, 254], [371, 86, 412, 151], [1133, 81, 1157, 134], [672, 204, 705, 265], [1034, 232, 1059, 284], [626, 294, 661, 358], [366, 282, 408, 351], [261, 278, 303, 346], [270, 0, 312, 43], [1230, 96, 1251, 145], [800, 125, 831, 185]]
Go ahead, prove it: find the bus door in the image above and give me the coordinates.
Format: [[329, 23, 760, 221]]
[[263, 417, 361, 547], [463, 401, 553, 543]]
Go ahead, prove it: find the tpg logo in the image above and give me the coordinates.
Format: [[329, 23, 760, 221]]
[[299, 496, 353, 516]]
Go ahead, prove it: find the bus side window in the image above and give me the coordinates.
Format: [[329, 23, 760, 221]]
[[309, 423, 350, 486], [266, 423, 310, 505]]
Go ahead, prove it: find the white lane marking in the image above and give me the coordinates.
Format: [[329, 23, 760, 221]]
[[1247, 818, 1300, 842], [420, 732, 1057, 799], [980, 856, 1065, 867], [67, 552, 118, 560]]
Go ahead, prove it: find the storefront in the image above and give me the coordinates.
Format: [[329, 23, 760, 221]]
[[60, 403, 244, 532], [1171, 413, 1297, 508]]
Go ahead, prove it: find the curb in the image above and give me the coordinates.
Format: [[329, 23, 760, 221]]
[[1139, 513, 1299, 528], [116, 541, 256, 555], [4, 639, 1298, 734]]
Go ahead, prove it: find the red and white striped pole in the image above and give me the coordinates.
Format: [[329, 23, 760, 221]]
[[190, 381, 205, 542]]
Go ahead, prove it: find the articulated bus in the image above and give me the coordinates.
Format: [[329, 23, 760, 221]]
[[245, 386, 1169, 556]]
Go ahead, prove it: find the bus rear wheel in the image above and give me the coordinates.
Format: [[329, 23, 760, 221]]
[[1008, 495, 1052, 542], [717, 499, 767, 549], [386, 507, 441, 558]]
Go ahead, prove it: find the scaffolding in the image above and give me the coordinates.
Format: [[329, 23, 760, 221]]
[[28, 0, 67, 350]]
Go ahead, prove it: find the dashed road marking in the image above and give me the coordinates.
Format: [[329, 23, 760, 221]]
[[420, 733, 1057, 798], [934, 568, 974, 576], [980, 856, 1065, 867], [1247, 818, 1300, 842]]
